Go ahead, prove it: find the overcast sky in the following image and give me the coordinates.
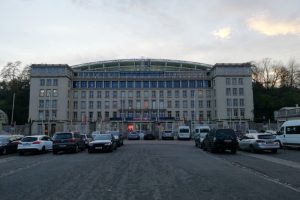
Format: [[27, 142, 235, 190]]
[[0, 0, 299, 68]]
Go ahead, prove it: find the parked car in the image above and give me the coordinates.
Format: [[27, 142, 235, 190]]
[[276, 120, 300, 148], [245, 129, 258, 134], [88, 134, 117, 153], [127, 132, 140, 140], [144, 132, 155, 140], [194, 125, 210, 148], [161, 130, 175, 140], [18, 135, 53, 155], [0, 135, 23, 155], [52, 132, 85, 154], [202, 129, 238, 154], [136, 131, 145, 140], [265, 130, 277, 135], [177, 126, 191, 140], [239, 133, 279, 153], [106, 131, 124, 147], [81, 134, 93, 147]]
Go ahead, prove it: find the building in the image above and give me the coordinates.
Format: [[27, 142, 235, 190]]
[[274, 105, 300, 126], [29, 59, 254, 135]]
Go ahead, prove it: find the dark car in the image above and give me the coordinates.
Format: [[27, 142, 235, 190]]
[[202, 129, 238, 154], [88, 134, 117, 153], [127, 132, 140, 140], [106, 131, 124, 147], [0, 135, 23, 155], [52, 132, 86, 154], [144, 132, 155, 140]]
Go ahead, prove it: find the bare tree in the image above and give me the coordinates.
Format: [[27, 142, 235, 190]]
[[285, 58, 300, 88], [0, 61, 22, 81]]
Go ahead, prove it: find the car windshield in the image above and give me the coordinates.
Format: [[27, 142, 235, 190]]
[[180, 129, 189, 133], [164, 131, 172, 133], [111, 132, 119, 136], [248, 130, 258, 133], [53, 133, 72, 139], [21, 137, 37, 142], [200, 129, 210, 133], [0, 137, 9, 143], [130, 132, 138, 135], [94, 134, 112, 140], [258, 134, 275, 139]]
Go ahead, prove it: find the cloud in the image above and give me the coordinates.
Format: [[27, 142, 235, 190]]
[[212, 27, 232, 39], [247, 15, 300, 36]]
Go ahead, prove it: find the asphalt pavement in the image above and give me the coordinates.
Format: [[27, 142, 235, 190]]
[[0, 140, 300, 200]]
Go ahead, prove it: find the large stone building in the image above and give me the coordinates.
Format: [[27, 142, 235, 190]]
[[29, 59, 254, 135]]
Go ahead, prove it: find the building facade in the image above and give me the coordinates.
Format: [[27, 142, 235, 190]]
[[29, 59, 254, 135]]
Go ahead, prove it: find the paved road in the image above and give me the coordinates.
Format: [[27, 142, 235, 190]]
[[0, 140, 300, 200]]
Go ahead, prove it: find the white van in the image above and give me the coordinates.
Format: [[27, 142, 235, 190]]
[[276, 120, 300, 148], [194, 125, 210, 148], [177, 126, 191, 140]]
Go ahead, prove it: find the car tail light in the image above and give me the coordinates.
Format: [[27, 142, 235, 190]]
[[32, 141, 41, 144], [256, 140, 265, 143]]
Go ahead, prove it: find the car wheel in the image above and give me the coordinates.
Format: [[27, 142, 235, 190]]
[[250, 145, 256, 153], [2, 147, 7, 155], [271, 149, 278, 153], [53, 150, 57, 155]]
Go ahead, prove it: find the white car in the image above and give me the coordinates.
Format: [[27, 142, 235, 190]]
[[239, 133, 280, 153], [18, 135, 53, 155]]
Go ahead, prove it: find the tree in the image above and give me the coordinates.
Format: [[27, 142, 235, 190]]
[[0, 61, 21, 81]]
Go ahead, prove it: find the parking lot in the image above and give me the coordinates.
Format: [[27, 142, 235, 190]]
[[0, 140, 300, 200]]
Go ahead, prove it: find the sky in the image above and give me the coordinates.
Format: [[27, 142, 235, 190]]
[[0, 0, 299, 69]]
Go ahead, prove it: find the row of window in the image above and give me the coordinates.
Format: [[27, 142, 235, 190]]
[[40, 79, 58, 86], [39, 89, 58, 97], [73, 100, 213, 110], [72, 110, 212, 121], [227, 108, 245, 118], [39, 100, 57, 108], [226, 78, 244, 85], [38, 110, 57, 120], [226, 88, 244, 96], [73, 80, 211, 89], [73, 89, 211, 99], [226, 99, 245, 107]]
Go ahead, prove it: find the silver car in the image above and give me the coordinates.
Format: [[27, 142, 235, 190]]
[[239, 133, 280, 153]]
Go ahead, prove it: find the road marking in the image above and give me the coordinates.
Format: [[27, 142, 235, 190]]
[[238, 152, 300, 170]]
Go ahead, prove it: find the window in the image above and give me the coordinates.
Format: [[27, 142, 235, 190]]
[[232, 78, 237, 85], [81, 91, 86, 99], [183, 111, 188, 119], [206, 90, 211, 98], [46, 79, 52, 86], [52, 110, 57, 120], [168, 111, 172, 118], [159, 91, 164, 98], [207, 111, 211, 120], [136, 91, 141, 98], [286, 126, 300, 134], [97, 101, 101, 109], [158, 81, 165, 88], [73, 112, 78, 121], [97, 112, 102, 119], [167, 101, 172, 108], [128, 100, 133, 109], [176, 111, 180, 118], [89, 112, 93, 121], [52, 100, 57, 108], [167, 90, 172, 98], [105, 112, 109, 118], [127, 81, 134, 88], [46, 89, 51, 97], [233, 108, 238, 117], [112, 81, 118, 88], [88, 81, 95, 88], [189, 80, 196, 88], [233, 88, 237, 96], [136, 100, 141, 109], [183, 100, 187, 108], [227, 99, 232, 106], [144, 91, 149, 98], [181, 80, 188, 88], [96, 81, 103, 88], [97, 91, 101, 98], [159, 100, 164, 109], [226, 88, 231, 96], [152, 100, 156, 109], [198, 100, 203, 108], [143, 81, 149, 88], [113, 91, 117, 98], [89, 91, 94, 98], [238, 78, 243, 85], [105, 101, 110, 109], [73, 101, 78, 109], [152, 91, 156, 98], [121, 91, 125, 98], [233, 99, 238, 107], [166, 81, 173, 88], [183, 91, 187, 98], [240, 108, 245, 117], [150, 81, 157, 88], [191, 90, 195, 98], [120, 81, 126, 88], [81, 101, 86, 109], [104, 81, 111, 88], [73, 91, 78, 99], [53, 89, 58, 97], [89, 101, 93, 109], [199, 111, 203, 120], [227, 109, 231, 117], [40, 79, 45, 86], [175, 101, 180, 108], [105, 91, 110, 98], [198, 90, 203, 97], [239, 88, 244, 96], [81, 81, 87, 88], [174, 81, 180, 88], [135, 81, 141, 88], [175, 90, 179, 98], [39, 100, 44, 108], [206, 100, 211, 108], [128, 91, 133, 98], [191, 111, 195, 120], [113, 101, 118, 108], [226, 78, 230, 85], [240, 99, 244, 106], [191, 100, 194, 108], [144, 100, 149, 109]]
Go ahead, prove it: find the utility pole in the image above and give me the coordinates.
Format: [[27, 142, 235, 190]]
[[10, 93, 15, 133]]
